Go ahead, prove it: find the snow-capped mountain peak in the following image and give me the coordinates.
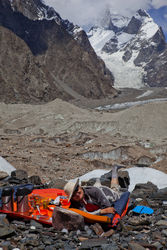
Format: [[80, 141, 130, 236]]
[[88, 8, 166, 89]]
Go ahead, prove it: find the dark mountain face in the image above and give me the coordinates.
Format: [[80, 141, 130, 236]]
[[0, 0, 116, 104]]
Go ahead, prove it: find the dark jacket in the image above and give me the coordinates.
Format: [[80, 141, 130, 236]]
[[70, 186, 120, 214]]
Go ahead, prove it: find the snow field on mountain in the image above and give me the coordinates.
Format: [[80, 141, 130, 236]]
[[139, 16, 159, 39], [136, 90, 153, 99], [88, 9, 162, 89], [98, 50, 145, 88], [88, 28, 115, 52], [117, 33, 134, 48]]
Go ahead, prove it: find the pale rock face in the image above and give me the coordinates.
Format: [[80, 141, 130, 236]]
[[88, 9, 167, 88]]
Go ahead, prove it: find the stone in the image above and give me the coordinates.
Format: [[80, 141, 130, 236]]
[[131, 182, 158, 198], [151, 187, 167, 200], [0, 171, 9, 180], [151, 242, 164, 249], [80, 238, 108, 249], [28, 175, 43, 185], [52, 207, 85, 231], [30, 220, 43, 229], [156, 220, 167, 227], [128, 242, 146, 250], [47, 178, 67, 189], [0, 215, 15, 238], [102, 228, 115, 237], [91, 223, 104, 236], [10, 169, 28, 183], [128, 215, 151, 226], [78, 237, 89, 242], [162, 229, 167, 237]]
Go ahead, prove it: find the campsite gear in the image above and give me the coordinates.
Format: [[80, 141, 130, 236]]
[[1, 187, 13, 211], [0, 188, 130, 227], [64, 179, 79, 202], [132, 205, 154, 215]]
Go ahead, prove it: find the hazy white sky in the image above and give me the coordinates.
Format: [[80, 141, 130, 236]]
[[44, 0, 167, 26]]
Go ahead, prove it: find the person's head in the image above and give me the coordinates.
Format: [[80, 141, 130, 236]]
[[64, 179, 84, 202]]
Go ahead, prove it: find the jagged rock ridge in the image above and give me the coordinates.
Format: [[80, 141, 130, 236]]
[[88, 9, 167, 88], [0, 0, 116, 104]]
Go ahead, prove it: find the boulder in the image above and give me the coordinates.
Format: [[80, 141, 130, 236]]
[[47, 178, 67, 189], [128, 242, 146, 250], [0, 214, 15, 238], [150, 187, 167, 200], [0, 171, 9, 180], [131, 182, 158, 199], [52, 207, 85, 231], [28, 175, 43, 186], [10, 169, 28, 184]]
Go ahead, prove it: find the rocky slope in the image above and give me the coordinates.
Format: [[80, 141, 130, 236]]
[[88, 9, 167, 88], [0, 0, 116, 104], [0, 99, 167, 181]]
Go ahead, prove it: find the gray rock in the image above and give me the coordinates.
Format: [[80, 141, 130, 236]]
[[128, 242, 146, 250], [0, 214, 15, 238], [30, 220, 43, 229], [52, 207, 85, 231], [101, 243, 119, 250], [131, 181, 158, 198], [80, 238, 108, 249], [151, 241, 164, 250], [28, 175, 43, 185], [162, 229, 167, 237], [128, 215, 151, 226], [156, 220, 167, 227], [151, 187, 167, 201], [10, 169, 28, 183], [0, 171, 9, 180], [47, 178, 67, 189]]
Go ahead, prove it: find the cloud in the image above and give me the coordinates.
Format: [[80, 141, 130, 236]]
[[151, 0, 167, 9], [44, 0, 167, 26]]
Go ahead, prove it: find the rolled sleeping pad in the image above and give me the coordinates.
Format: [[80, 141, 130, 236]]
[[15, 184, 34, 213]]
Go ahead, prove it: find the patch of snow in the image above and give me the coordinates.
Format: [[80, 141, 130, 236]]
[[71, 167, 167, 193], [117, 33, 135, 48], [97, 50, 145, 89], [96, 98, 167, 110], [88, 28, 115, 52], [73, 27, 83, 35], [139, 17, 159, 40], [0, 156, 16, 174], [126, 167, 167, 192], [72, 169, 109, 183], [136, 90, 153, 99]]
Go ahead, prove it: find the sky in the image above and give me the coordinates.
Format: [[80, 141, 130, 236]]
[[44, 0, 167, 39]]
